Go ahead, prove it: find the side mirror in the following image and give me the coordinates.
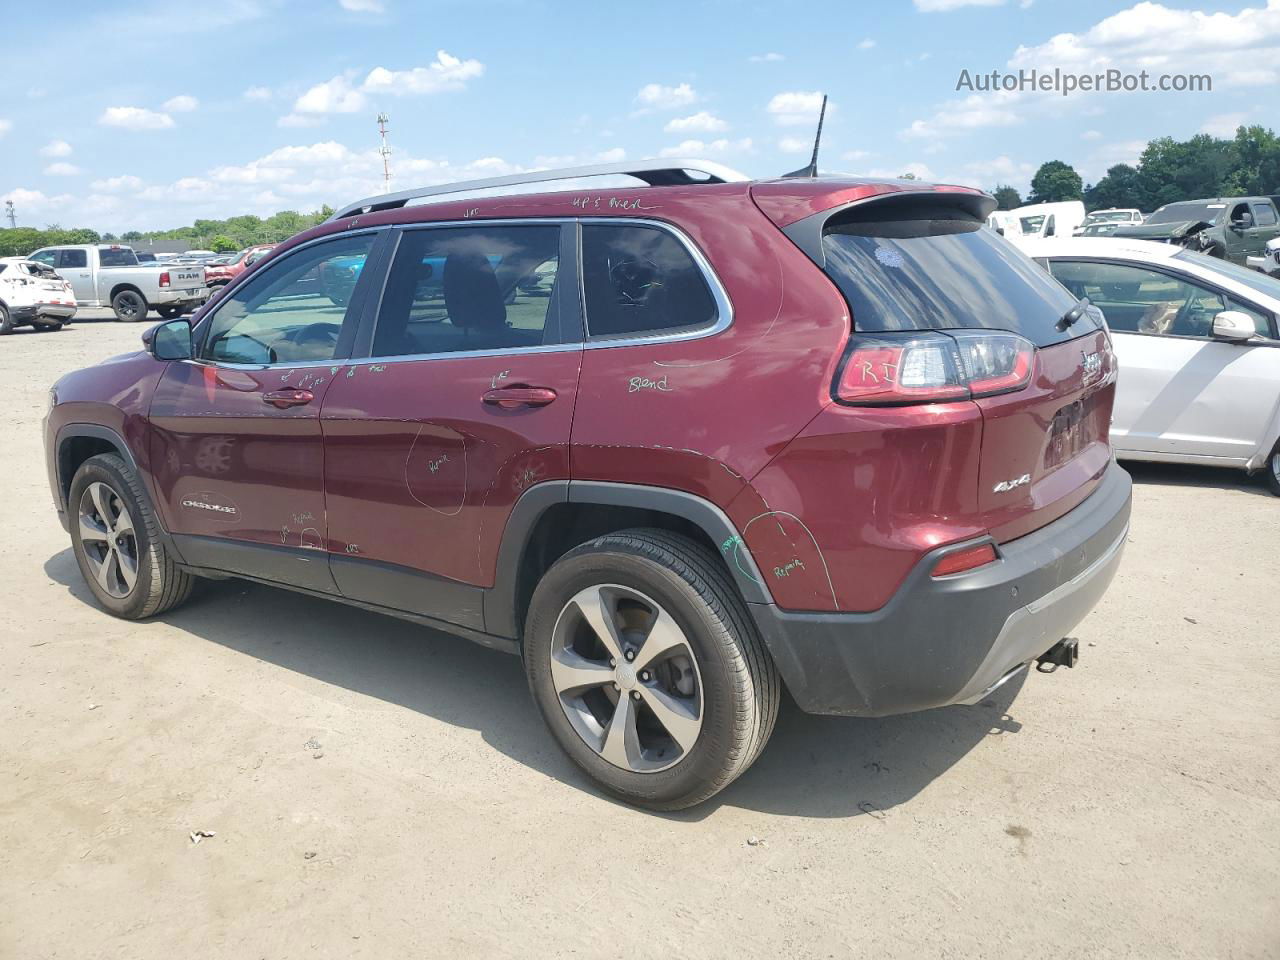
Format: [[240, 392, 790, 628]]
[[145, 319, 194, 360], [1230, 216, 1251, 231], [1211, 310, 1257, 343]]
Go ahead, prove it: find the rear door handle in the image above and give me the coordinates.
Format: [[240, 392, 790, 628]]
[[482, 386, 558, 409], [263, 388, 315, 409]]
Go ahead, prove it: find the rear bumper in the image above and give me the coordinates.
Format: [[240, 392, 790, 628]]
[[749, 459, 1132, 717], [11, 303, 76, 323]]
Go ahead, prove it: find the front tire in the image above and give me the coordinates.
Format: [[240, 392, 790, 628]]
[[524, 529, 779, 810], [155, 305, 185, 320], [0, 303, 14, 335], [1267, 440, 1280, 497], [69, 453, 195, 619], [111, 289, 148, 322]]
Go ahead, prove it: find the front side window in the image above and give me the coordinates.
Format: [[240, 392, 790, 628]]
[[29, 250, 56, 267], [1048, 259, 1272, 338], [581, 224, 717, 339], [371, 225, 562, 357], [201, 233, 377, 365], [58, 250, 87, 269]]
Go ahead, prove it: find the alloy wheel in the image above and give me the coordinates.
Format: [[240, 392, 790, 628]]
[[549, 584, 703, 773], [78, 482, 139, 599]]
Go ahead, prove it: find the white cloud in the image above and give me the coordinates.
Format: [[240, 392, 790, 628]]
[[766, 91, 827, 126], [749, 52, 785, 62], [1081, 129, 1103, 140], [243, 86, 272, 101], [634, 83, 697, 111], [658, 138, 752, 158], [866, 162, 936, 180], [294, 75, 366, 114], [339, 0, 384, 10], [857, 38, 876, 49], [99, 106, 175, 130], [1201, 112, 1248, 137], [362, 51, 484, 96], [40, 139, 72, 157], [90, 175, 145, 192], [0, 188, 73, 214], [43, 162, 81, 176], [904, 90, 1022, 137], [778, 136, 811, 154], [842, 149, 873, 161], [1009, 1, 1280, 88], [0, 119, 12, 138], [665, 111, 728, 134], [290, 51, 483, 120], [163, 95, 199, 113], [914, 0, 1004, 9]]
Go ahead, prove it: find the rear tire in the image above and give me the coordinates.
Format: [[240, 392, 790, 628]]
[[69, 453, 195, 619], [0, 303, 14, 335], [524, 528, 779, 811], [32, 320, 64, 332], [111, 289, 148, 322]]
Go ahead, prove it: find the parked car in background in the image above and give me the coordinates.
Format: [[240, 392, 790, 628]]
[[44, 159, 1130, 809], [27, 244, 208, 321], [1004, 200, 1087, 249], [0, 257, 77, 333], [203, 243, 275, 294], [1025, 236, 1280, 494], [1247, 236, 1280, 278], [986, 210, 1021, 237], [1111, 196, 1280, 265], [1072, 208, 1144, 236], [135, 252, 158, 263]]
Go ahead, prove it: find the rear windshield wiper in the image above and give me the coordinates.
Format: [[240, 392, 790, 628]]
[[1061, 297, 1092, 328]]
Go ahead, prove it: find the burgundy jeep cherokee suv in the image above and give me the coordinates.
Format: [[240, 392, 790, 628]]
[[44, 159, 1130, 810]]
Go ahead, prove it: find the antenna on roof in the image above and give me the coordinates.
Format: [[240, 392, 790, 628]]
[[782, 94, 827, 179]]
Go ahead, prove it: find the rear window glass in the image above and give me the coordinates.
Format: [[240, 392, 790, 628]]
[[820, 214, 1093, 346], [98, 248, 138, 267], [582, 224, 717, 339]]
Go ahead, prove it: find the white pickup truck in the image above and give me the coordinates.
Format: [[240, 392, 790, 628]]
[[27, 244, 208, 322]]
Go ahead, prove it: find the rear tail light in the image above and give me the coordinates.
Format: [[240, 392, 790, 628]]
[[834, 330, 1035, 406], [931, 542, 998, 577], [159, 271, 171, 288]]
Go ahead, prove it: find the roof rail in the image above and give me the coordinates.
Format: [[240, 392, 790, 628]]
[[326, 158, 750, 222]]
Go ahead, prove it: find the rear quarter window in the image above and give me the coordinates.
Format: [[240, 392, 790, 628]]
[[820, 209, 1093, 347]]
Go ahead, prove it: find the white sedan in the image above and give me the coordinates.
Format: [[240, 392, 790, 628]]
[[1022, 237, 1280, 495]]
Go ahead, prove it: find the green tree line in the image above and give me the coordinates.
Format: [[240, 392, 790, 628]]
[[0, 205, 334, 258], [993, 124, 1279, 212]]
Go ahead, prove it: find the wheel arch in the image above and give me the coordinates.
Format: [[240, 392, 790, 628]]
[[55, 424, 141, 513], [108, 282, 147, 304], [485, 480, 773, 641]]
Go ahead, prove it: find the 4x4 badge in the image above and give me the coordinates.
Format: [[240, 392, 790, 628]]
[[992, 473, 1031, 493]]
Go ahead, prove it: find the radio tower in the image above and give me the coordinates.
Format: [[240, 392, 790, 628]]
[[4, 200, 14, 228], [377, 113, 392, 194]]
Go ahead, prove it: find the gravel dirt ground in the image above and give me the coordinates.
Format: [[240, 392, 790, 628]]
[[2, 311, 1278, 959]]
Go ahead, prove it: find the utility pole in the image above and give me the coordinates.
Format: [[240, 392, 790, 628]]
[[377, 113, 392, 194], [4, 201, 14, 228]]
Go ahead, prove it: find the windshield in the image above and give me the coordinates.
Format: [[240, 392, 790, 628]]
[[1147, 202, 1225, 225], [1087, 211, 1133, 223], [1174, 249, 1280, 301], [821, 216, 1096, 347]]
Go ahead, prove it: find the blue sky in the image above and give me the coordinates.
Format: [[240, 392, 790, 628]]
[[2, 0, 1276, 231]]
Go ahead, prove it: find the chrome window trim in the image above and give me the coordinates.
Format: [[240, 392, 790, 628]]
[[578, 216, 733, 349], [338, 216, 733, 366]]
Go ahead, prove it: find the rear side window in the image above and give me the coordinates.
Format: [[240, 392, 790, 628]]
[[820, 209, 1093, 347], [58, 250, 87, 269], [372, 225, 563, 357], [581, 224, 717, 339], [1251, 203, 1277, 227]]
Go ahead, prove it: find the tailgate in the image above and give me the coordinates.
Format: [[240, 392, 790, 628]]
[[169, 267, 205, 288], [975, 328, 1116, 543]]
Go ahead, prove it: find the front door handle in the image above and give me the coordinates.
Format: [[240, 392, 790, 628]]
[[263, 388, 315, 409], [482, 386, 558, 409]]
